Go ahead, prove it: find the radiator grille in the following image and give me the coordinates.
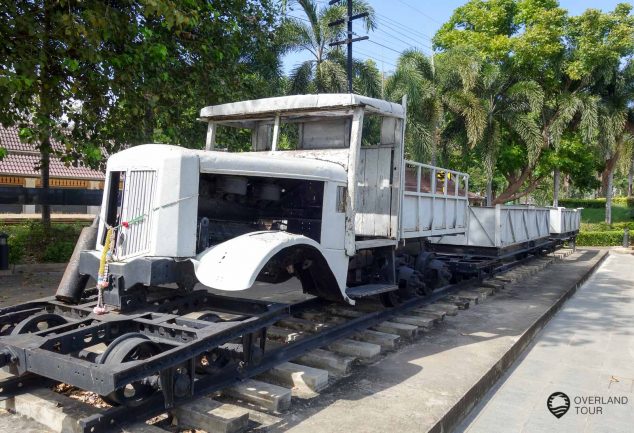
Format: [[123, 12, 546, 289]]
[[116, 170, 157, 259]]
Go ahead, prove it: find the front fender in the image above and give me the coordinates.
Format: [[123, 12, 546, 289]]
[[191, 231, 349, 302]]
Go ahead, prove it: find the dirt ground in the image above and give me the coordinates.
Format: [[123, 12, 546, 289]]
[[0, 263, 66, 307]]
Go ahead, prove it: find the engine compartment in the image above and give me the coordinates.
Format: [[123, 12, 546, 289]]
[[196, 173, 325, 252]]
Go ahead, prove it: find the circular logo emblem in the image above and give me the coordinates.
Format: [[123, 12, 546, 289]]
[[547, 392, 571, 418]]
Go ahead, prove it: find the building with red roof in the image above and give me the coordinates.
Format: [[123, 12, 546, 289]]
[[0, 126, 104, 215]]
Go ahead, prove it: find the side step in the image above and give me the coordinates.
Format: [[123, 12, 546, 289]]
[[345, 284, 398, 299]]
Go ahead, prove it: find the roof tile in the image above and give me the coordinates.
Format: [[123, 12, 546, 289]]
[[0, 126, 104, 180]]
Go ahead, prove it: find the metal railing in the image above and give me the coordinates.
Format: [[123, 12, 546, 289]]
[[401, 161, 469, 237]]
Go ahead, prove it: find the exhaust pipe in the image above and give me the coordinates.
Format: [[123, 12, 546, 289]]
[[55, 216, 99, 303]]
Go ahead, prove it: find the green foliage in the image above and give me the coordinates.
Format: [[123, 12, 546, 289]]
[[282, 0, 381, 95], [0, 0, 283, 170], [576, 230, 625, 246], [581, 221, 634, 232], [0, 222, 87, 264], [561, 197, 634, 209], [559, 198, 607, 209], [431, 0, 634, 204], [42, 241, 76, 263]]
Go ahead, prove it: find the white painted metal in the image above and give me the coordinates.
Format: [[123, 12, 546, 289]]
[[400, 161, 469, 239], [115, 170, 157, 259], [98, 145, 199, 260], [192, 231, 350, 302], [198, 147, 347, 182], [549, 207, 581, 234], [433, 205, 550, 248], [200, 94, 405, 122], [205, 122, 216, 150], [271, 114, 280, 151], [345, 107, 364, 255], [355, 146, 393, 237]]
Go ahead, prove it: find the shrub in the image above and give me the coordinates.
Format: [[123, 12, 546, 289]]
[[42, 241, 76, 263], [581, 221, 634, 232], [559, 198, 605, 208], [576, 230, 625, 246], [0, 222, 86, 264], [560, 197, 634, 209]]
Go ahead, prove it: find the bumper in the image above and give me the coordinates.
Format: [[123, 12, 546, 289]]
[[79, 251, 193, 288]]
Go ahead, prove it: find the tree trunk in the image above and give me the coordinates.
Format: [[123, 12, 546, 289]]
[[553, 169, 560, 207], [41, 140, 51, 229], [605, 168, 614, 224], [431, 122, 440, 166], [493, 166, 533, 204], [601, 152, 619, 197], [627, 158, 634, 197], [486, 179, 493, 207], [39, 0, 53, 230]]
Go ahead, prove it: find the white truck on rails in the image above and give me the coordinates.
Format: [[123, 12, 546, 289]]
[[72, 93, 474, 310], [66, 93, 580, 311], [0, 95, 579, 423]]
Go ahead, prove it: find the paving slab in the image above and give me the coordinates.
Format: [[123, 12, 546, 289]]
[[457, 251, 634, 433], [268, 249, 607, 433]]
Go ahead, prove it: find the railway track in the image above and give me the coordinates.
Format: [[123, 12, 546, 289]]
[[0, 248, 575, 433]]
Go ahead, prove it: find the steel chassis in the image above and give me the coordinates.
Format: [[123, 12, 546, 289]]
[[0, 282, 469, 432]]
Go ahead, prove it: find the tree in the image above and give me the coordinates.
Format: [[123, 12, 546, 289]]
[[387, 47, 543, 205], [1, 0, 281, 226], [434, 1, 634, 205], [282, 0, 380, 95], [593, 60, 634, 223], [385, 49, 445, 163]]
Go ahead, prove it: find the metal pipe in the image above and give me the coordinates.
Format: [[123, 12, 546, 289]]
[[55, 216, 99, 303]]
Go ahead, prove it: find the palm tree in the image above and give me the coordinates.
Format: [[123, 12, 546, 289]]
[[281, 0, 380, 96], [385, 49, 443, 164], [387, 48, 544, 205], [442, 56, 544, 205]]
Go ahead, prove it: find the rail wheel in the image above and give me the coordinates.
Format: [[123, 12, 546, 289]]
[[98, 333, 161, 407], [11, 313, 68, 335]]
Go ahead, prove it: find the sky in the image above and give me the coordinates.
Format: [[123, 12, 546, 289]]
[[282, 0, 630, 75]]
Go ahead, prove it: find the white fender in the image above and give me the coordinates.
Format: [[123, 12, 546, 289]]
[[192, 231, 349, 301]]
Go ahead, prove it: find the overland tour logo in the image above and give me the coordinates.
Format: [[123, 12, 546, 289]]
[[547, 392, 571, 418]]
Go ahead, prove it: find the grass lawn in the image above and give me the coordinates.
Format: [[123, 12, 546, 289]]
[[581, 204, 632, 225], [578, 202, 634, 246]]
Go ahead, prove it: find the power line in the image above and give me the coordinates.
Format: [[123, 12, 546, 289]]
[[367, 39, 402, 55], [287, 9, 435, 53], [376, 12, 434, 42], [376, 17, 434, 48], [393, 0, 442, 25], [354, 48, 397, 69], [372, 25, 433, 52]]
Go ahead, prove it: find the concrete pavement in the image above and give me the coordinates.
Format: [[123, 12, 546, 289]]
[[457, 251, 634, 433]]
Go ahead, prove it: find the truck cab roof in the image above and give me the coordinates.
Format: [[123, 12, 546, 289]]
[[199, 93, 405, 128]]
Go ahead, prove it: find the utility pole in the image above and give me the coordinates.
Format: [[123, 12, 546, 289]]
[[328, 0, 369, 93]]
